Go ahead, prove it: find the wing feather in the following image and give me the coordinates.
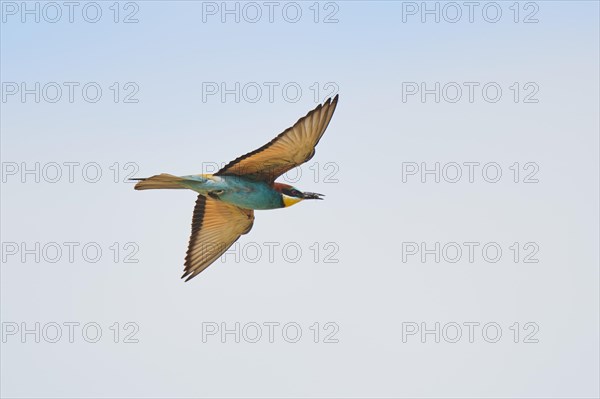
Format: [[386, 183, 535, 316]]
[[182, 195, 254, 281], [215, 95, 338, 182]]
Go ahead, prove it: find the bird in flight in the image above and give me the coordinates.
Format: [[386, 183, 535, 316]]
[[132, 95, 339, 281]]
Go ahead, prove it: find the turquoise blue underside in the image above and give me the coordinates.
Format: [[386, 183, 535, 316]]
[[179, 175, 284, 210]]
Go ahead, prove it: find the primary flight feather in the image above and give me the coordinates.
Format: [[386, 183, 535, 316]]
[[132, 95, 339, 281]]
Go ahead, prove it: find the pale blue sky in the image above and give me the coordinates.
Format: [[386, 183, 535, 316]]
[[1, 1, 599, 397]]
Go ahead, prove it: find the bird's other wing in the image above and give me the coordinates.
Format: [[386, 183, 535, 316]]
[[215, 95, 339, 183], [182, 195, 254, 281]]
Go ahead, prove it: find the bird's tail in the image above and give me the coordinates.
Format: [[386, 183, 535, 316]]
[[131, 174, 187, 190]]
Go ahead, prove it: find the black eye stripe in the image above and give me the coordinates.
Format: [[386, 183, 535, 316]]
[[283, 188, 301, 197]]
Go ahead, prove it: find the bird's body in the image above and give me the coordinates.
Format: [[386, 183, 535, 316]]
[[176, 174, 286, 210], [133, 95, 339, 281]]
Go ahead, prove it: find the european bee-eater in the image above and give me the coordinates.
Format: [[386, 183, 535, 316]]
[[132, 95, 339, 281]]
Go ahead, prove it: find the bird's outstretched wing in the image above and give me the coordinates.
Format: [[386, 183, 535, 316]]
[[182, 195, 254, 281], [215, 95, 339, 182]]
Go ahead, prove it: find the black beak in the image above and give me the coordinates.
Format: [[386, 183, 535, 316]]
[[302, 192, 325, 200]]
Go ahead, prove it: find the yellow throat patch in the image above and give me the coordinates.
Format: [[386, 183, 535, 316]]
[[282, 194, 303, 207]]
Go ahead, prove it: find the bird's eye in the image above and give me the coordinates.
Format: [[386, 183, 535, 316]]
[[282, 188, 301, 197]]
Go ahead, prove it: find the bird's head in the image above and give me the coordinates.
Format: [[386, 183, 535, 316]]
[[273, 182, 324, 207]]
